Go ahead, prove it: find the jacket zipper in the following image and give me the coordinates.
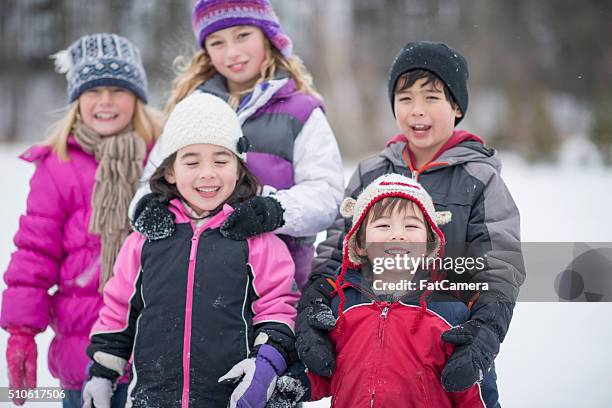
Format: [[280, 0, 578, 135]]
[[182, 226, 203, 408], [370, 304, 390, 407], [402, 147, 449, 181], [378, 306, 389, 345]]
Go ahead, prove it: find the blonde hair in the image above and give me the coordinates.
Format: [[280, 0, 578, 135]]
[[166, 35, 321, 114], [46, 98, 164, 161]]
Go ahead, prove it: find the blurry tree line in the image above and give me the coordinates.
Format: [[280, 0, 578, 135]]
[[1, 0, 611, 163]]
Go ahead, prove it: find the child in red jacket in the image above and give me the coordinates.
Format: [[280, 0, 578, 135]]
[[268, 174, 487, 408]]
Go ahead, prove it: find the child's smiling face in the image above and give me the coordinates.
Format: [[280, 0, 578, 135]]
[[164, 143, 239, 215], [78, 86, 136, 136], [205, 25, 268, 94], [356, 200, 430, 272], [394, 77, 462, 162]]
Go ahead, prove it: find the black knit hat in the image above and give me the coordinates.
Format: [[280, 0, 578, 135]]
[[388, 41, 469, 125]]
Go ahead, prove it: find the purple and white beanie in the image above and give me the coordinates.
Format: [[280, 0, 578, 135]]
[[51, 33, 148, 103], [192, 0, 293, 58]]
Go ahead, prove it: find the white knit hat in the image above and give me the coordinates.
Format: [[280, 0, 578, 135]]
[[340, 174, 452, 267], [160, 92, 249, 160]]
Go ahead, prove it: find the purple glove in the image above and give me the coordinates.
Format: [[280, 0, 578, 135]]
[[6, 326, 37, 406], [219, 344, 287, 408]]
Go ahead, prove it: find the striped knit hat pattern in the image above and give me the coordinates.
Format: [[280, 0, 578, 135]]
[[192, 0, 293, 57], [51, 33, 148, 103]]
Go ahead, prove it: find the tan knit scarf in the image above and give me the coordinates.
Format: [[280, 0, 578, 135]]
[[72, 119, 147, 293]]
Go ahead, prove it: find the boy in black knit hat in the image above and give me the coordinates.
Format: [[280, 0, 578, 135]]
[[387, 41, 469, 167], [286, 41, 523, 408]]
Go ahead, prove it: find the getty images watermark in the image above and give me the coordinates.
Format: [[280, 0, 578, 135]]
[[360, 242, 612, 302], [364, 242, 490, 294]]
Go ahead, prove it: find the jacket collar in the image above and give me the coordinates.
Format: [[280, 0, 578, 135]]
[[168, 198, 234, 230], [381, 130, 498, 173], [197, 72, 293, 123]]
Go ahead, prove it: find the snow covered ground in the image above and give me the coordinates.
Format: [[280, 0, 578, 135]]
[[1, 143, 611, 407]]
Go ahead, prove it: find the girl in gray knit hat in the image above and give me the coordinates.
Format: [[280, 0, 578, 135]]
[[2, 33, 162, 407]]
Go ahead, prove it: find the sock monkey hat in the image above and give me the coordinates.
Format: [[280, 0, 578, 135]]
[[340, 173, 452, 269]]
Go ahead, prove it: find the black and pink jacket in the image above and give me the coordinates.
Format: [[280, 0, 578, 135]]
[[87, 199, 299, 408]]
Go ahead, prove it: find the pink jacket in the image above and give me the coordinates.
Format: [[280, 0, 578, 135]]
[[1, 137, 142, 389]]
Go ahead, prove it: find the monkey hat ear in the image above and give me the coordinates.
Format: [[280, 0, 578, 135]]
[[340, 197, 357, 218]]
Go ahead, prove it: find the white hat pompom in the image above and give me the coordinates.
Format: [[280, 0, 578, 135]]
[[50, 50, 72, 75]]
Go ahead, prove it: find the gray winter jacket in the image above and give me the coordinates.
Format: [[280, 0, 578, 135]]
[[313, 131, 524, 341]]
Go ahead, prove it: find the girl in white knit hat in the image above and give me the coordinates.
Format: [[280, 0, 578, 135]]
[[269, 174, 489, 407], [82, 92, 299, 408]]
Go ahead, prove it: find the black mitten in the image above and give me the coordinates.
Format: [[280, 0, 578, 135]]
[[441, 294, 513, 392], [295, 277, 337, 377], [220, 196, 285, 240], [266, 362, 311, 407], [440, 319, 500, 392], [131, 193, 174, 240]]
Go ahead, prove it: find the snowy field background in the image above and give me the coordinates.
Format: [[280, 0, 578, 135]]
[[1, 142, 612, 407]]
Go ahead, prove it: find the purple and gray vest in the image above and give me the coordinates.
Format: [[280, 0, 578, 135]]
[[197, 75, 323, 287]]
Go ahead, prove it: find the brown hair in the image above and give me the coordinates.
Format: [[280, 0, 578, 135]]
[[46, 98, 164, 161], [148, 153, 259, 217], [394, 69, 458, 111], [355, 197, 435, 250], [165, 30, 321, 114]]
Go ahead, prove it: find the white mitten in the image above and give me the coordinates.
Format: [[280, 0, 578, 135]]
[[82, 377, 113, 408]]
